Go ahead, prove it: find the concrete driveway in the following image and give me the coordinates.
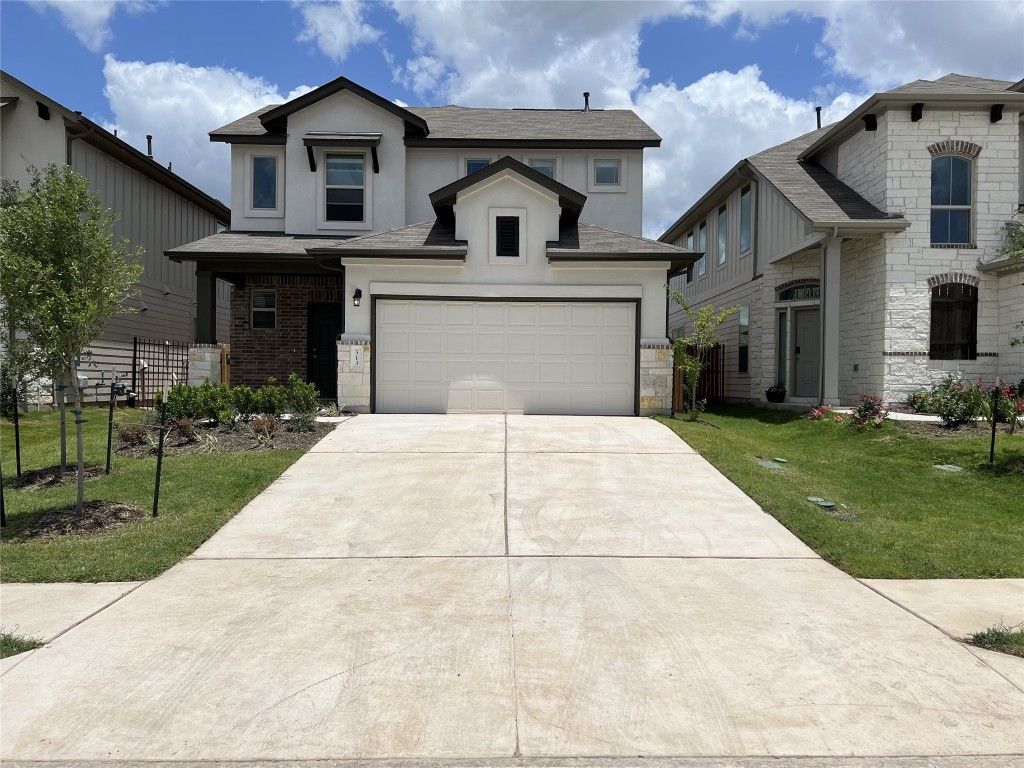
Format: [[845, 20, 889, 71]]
[[2, 415, 1022, 763]]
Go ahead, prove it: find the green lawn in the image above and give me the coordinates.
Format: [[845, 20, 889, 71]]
[[656, 406, 1024, 579], [1, 407, 304, 582]]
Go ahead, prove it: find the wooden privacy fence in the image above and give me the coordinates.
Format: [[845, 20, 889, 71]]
[[132, 337, 189, 407], [672, 343, 724, 413]]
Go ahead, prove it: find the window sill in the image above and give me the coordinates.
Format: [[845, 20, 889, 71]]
[[930, 243, 977, 249]]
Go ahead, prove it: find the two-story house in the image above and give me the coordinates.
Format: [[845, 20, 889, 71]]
[[1, 71, 231, 403], [662, 73, 1024, 407], [168, 75, 694, 415]]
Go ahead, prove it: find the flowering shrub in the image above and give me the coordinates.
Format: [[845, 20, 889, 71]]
[[807, 404, 846, 423], [849, 393, 889, 429], [931, 373, 983, 427], [906, 390, 934, 413], [979, 379, 1024, 434]]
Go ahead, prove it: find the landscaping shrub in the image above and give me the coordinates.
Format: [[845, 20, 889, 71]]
[[850, 393, 889, 429], [248, 413, 278, 447], [807, 404, 845, 423], [286, 372, 320, 415], [169, 416, 198, 443], [979, 379, 1024, 434], [230, 386, 258, 420], [906, 390, 934, 414], [931, 374, 983, 427], [254, 377, 288, 417], [287, 411, 317, 432], [193, 380, 231, 422], [115, 421, 147, 447]]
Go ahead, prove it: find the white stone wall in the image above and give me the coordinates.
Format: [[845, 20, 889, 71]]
[[874, 108, 1020, 403], [336, 336, 371, 412], [835, 112, 889, 210], [997, 270, 1024, 387], [187, 345, 223, 386], [838, 237, 887, 403], [639, 344, 673, 416]]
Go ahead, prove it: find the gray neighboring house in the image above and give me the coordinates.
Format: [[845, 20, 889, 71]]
[[1, 70, 231, 402], [662, 73, 1024, 406], [168, 75, 695, 414]]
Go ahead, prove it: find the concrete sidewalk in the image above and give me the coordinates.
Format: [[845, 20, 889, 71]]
[[2, 415, 1022, 761]]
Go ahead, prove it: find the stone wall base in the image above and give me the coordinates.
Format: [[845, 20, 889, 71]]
[[639, 344, 673, 416], [336, 336, 371, 412]]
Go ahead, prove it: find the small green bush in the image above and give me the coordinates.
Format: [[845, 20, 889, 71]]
[[849, 393, 889, 429], [230, 385, 258, 419], [932, 374, 982, 427], [287, 411, 317, 432], [254, 377, 287, 417], [906, 390, 934, 413], [286, 372, 320, 414]]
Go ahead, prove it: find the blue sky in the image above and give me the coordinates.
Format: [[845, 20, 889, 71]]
[[2, 1, 1021, 236]]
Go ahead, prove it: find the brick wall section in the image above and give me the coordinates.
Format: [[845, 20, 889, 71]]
[[639, 344, 673, 416], [230, 275, 343, 388]]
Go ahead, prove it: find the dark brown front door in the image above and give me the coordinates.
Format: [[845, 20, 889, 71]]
[[307, 302, 345, 399]]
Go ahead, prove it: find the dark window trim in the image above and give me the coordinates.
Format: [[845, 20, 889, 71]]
[[929, 283, 978, 360], [496, 216, 520, 258], [251, 289, 277, 330]]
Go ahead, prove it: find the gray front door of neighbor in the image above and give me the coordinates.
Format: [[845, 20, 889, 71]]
[[792, 308, 820, 398]]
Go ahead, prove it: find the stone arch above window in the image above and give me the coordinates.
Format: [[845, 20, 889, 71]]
[[927, 140, 981, 158], [777, 279, 820, 301], [927, 272, 979, 290]]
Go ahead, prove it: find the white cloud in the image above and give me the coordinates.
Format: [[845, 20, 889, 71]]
[[294, 0, 382, 62], [29, 0, 159, 53], [636, 66, 866, 237], [101, 56, 311, 204]]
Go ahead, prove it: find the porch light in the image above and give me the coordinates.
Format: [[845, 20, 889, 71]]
[[353, 288, 362, 307]]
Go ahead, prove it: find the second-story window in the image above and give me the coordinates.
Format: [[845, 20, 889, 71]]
[[496, 216, 519, 257], [594, 159, 621, 185], [529, 159, 556, 178], [325, 153, 365, 222], [717, 205, 728, 265], [685, 231, 694, 284], [466, 158, 490, 175], [698, 222, 707, 277], [740, 185, 752, 252], [251, 156, 277, 210], [931, 155, 972, 245]]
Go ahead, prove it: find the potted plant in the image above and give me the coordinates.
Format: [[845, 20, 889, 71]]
[[765, 384, 787, 403]]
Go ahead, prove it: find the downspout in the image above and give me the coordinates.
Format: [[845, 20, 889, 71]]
[[65, 113, 96, 166]]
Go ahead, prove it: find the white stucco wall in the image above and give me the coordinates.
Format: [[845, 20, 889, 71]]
[[0, 80, 68, 187], [340, 173, 668, 341]]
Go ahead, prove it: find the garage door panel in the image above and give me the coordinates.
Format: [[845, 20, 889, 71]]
[[376, 299, 635, 415]]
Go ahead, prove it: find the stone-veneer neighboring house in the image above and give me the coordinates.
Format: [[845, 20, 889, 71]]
[[168, 75, 695, 414], [1, 71, 231, 402], [662, 73, 1024, 407]]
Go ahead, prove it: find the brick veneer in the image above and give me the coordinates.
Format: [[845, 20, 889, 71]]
[[229, 275, 343, 388]]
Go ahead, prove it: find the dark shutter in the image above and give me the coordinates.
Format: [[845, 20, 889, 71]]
[[496, 216, 519, 257], [929, 283, 978, 360]]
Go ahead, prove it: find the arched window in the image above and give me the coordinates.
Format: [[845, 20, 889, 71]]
[[929, 283, 977, 360], [777, 283, 820, 301], [930, 155, 972, 245]]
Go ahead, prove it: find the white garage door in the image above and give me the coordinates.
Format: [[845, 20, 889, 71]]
[[375, 299, 636, 415]]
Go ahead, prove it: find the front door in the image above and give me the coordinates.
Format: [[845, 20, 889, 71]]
[[792, 308, 820, 398], [307, 302, 345, 399]]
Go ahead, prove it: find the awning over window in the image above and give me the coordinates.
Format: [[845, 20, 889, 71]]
[[302, 132, 381, 173]]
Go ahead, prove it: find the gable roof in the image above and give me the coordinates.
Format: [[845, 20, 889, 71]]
[[429, 155, 587, 224], [2, 70, 229, 221], [209, 76, 660, 148], [306, 221, 466, 259]]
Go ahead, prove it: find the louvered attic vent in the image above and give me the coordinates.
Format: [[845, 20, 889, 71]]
[[496, 216, 519, 257]]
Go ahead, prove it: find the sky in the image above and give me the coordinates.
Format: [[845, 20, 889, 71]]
[[1, 0, 1022, 238]]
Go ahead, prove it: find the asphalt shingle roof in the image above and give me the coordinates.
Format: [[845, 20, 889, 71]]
[[210, 104, 660, 144], [550, 222, 693, 256], [318, 221, 465, 253], [166, 231, 353, 257], [749, 129, 902, 224], [886, 73, 1016, 95]]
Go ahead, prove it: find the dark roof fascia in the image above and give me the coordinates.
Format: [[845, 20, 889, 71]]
[[799, 91, 1024, 161], [163, 251, 340, 276], [258, 76, 429, 136], [302, 133, 381, 148], [429, 156, 587, 218], [547, 252, 698, 278], [0, 95, 19, 105], [659, 160, 756, 243], [209, 133, 287, 145], [405, 137, 660, 149], [1011, 78, 1024, 93], [306, 248, 466, 259]]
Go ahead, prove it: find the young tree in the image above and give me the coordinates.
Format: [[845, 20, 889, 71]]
[[668, 287, 739, 421], [0, 163, 143, 512]]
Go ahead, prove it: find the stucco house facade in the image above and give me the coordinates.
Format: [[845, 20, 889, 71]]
[[168, 76, 694, 415], [662, 73, 1024, 407], [1, 70, 231, 402]]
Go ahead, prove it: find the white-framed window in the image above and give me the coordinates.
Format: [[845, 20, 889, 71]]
[[243, 147, 284, 218], [930, 155, 973, 245], [251, 290, 276, 330], [528, 157, 557, 179], [717, 205, 728, 265], [739, 185, 752, 253], [488, 207, 527, 265], [697, 221, 707, 277], [588, 156, 626, 192], [317, 150, 371, 230]]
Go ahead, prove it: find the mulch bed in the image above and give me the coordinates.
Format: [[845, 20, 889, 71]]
[[892, 420, 1020, 439], [116, 422, 334, 458], [8, 465, 106, 489], [12, 500, 147, 541]]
